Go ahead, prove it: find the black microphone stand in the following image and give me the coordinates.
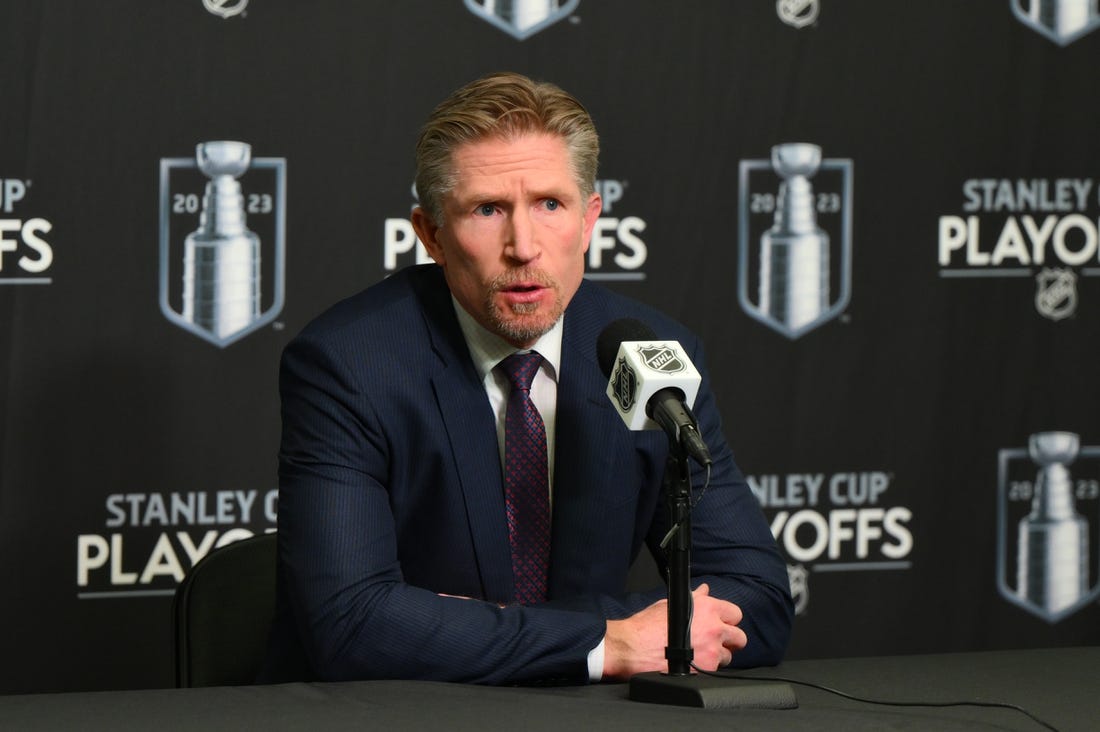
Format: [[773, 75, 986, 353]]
[[628, 435, 797, 709]]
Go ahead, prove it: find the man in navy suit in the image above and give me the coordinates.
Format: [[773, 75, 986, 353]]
[[260, 72, 793, 685]]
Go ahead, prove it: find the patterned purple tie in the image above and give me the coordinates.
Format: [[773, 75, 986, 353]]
[[499, 352, 550, 605]]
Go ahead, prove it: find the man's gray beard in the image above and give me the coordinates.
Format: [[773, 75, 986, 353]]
[[485, 267, 563, 344], [487, 296, 563, 345]]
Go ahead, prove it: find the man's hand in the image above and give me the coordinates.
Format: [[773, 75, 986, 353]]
[[602, 583, 746, 680]]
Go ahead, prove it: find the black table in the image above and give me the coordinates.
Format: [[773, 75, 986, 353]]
[[0, 647, 1091, 731]]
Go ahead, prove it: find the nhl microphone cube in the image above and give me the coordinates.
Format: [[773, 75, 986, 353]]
[[605, 341, 702, 431]]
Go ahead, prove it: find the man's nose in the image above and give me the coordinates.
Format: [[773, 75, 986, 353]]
[[505, 208, 540, 263]]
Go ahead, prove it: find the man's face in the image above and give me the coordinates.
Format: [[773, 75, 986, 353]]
[[412, 133, 602, 349]]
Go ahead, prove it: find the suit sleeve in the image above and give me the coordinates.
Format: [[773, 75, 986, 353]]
[[276, 332, 605, 685]]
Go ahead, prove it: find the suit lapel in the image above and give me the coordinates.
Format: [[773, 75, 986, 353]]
[[549, 284, 625, 597], [414, 268, 514, 603]]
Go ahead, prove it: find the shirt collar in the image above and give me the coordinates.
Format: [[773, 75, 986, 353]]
[[451, 296, 562, 383]]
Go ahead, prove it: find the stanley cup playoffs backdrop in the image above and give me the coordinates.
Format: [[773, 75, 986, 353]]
[[1, 0, 1099, 693]]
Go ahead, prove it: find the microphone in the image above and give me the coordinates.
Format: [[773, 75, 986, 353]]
[[597, 318, 713, 466]]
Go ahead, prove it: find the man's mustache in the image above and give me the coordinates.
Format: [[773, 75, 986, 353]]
[[488, 268, 556, 291]]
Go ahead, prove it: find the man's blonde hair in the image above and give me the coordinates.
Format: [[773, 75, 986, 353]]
[[414, 71, 600, 224]]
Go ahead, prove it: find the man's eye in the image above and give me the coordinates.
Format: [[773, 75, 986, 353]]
[[476, 204, 496, 216], [544, 199, 560, 211]]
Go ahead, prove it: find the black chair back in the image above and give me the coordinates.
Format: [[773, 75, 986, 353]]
[[172, 532, 277, 687]]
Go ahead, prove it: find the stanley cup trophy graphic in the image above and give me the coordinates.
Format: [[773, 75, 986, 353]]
[[1016, 431, 1089, 616], [1013, 0, 1100, 45], [182, 141, 261, 340], [1019, 0, 1097, 37], [493, 0, 558, 27], [758, 143, 830, 333], [464, 0, 579, 39]]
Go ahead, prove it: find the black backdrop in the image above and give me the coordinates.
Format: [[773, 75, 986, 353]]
[[2, 0, 1099, 694]]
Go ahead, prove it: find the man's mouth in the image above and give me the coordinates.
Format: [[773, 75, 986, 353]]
[[501, 282, 545, 304]]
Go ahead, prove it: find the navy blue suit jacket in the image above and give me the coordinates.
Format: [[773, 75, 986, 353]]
[[260, 264, 792, 685]]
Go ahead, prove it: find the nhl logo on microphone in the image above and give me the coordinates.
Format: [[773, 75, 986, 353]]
[[639, 345, 686, 374], [609, 357, 638, 412]]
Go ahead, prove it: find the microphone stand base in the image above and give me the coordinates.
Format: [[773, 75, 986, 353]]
[[628, 671, 798, 710]]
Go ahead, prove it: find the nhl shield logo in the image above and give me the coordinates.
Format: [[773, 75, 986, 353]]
[[777, 0, 819, 28], [1034, 267, 1078, 321], [464, 0, 580, 40], [203, 0, 248, 19], [738, 143, 853, 339], [609, 357, 637, 412], [1011, 0, 1100, 46], [639, 345, 685, 374], [159, 141, 286, 348], [996, 432, 1100, 623]]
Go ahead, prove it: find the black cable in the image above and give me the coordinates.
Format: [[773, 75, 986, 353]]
[[672, 440, 1055, 731], [690, 463, 711, 509], [659, 463, 711, 550], [690, 665, 1059, 732]]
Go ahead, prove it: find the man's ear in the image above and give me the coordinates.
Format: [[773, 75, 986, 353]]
[[581, 192, 603, 254], [411, 206, 445, 266]]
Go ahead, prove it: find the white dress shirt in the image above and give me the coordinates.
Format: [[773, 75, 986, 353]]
[[451, 298, 605, 681]]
